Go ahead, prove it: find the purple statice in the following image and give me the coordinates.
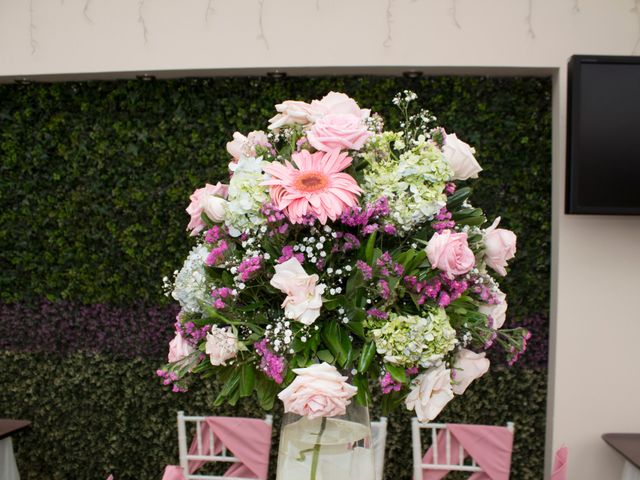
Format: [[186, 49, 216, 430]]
[[404, 275, 442, 305], [378, 280, 391, 301], [156, 369, 188, 393], [363, 223, 378, 235], [444, 182, 457, 196], [380, 372, 402, 394], [331, 232, 361, 253], [356, 260, 373, 280], [366, 308, 388, 319], [278, 245, 305, 264], [340, 197, 392, 234], [383, 224, 397, 235], [176, 318, 210, 344], [205, 240, 228, 266], [260, 202, 288, 237], [205, 226, 224, 244], [210, 287, 235, 310], [237, 256, 262, 282], [432, 207, 455, 233], [507, 330, 533, 366], [254, 339, 285, 384], [296, 136, 309, 151]]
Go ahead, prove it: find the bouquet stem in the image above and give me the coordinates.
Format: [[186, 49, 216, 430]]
[[310, 417, 327, 480]]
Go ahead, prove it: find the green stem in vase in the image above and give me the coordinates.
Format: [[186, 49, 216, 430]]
[[310, 416, 327, 480]]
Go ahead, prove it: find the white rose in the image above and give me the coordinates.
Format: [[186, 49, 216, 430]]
[[405, 364, 454, 422], [270, 257, 325, 325], [451, 349, 490, 395], [205, 326, 239, 366], [479, 289, 508, 329], [167, 332, 195, 363], [310, 91, 370, 120], [203, 195, 228, 223], [268, 100, 321, 130], [442, 133, 482, 181]]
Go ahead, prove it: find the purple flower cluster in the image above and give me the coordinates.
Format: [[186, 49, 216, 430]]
[[204, 226, 224, 244], [432, 207, 455, 233], [379, 366, 419, 394], [340, 197, 395, 235], [375, 251, 404, 277], [444, 182, 457, 195], [237, 256, 262, 282], [210, 287, 235, 310], [205, 240, 228, 267], [155, 369, 187, 393], [507, 330, 533, 366], [278, 245, 304, 264], [366, 308, 388, 319], [404, 273, 468, 308], [175, 316, 209, 343], [254, 339, 285, 384], [331, 232, 361, 253], [260, 203, 289, 236], [356, 260, 373, 280]]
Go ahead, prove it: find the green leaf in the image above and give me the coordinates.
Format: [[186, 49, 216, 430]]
[[239, 364, 255, 397], [321, 321, 350, 367], [213, 370, 240, 406], [385, 363, 407, 384], [316, 350, 335, 364], [352, 373, 371, 407], [357, 342, 377, 373], [446, 186, 472, 210], [365, 230, 377, 263], [255, 374, 278, 410]]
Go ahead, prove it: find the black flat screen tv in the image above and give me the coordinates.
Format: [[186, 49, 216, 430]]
[[566, 55, 640, 214]]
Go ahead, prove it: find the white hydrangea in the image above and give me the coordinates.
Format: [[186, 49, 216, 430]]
[[172, 244, 210, 313], [362, 133, 453, 230], [225, 155, 269, 236]]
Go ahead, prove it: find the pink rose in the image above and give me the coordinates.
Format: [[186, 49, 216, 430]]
[[311, 92, 370, 119], [270, 258, 325, 325], [442, 133, 482, 181], [278, 363, 358, 418], [426, 230, 475, 279], [205, 325, 238, 366], [405, 364, 454, 422], [167, 332, 195, 363], [451, 349, 490, 395], [186, 182, 229, 236], [307, 114, 371, 152], [226, 130, 270, 160], [483, 217, 517, 276], [479, 290, 507, 329], [268, 100, 321, 130]]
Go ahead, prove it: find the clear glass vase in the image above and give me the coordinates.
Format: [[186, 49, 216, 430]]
[[275, 402, 375, 480]]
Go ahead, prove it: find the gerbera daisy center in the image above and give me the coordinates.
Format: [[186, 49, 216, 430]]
[[293, 172, 328, 192]]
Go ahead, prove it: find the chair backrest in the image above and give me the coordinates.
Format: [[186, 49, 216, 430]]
[[370, 417, 388, 480], [177, 411, 273, 480], [411, 419, 515, 480]]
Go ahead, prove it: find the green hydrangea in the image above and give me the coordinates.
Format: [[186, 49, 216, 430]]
[[362, 133, 452, 231], [225, 155, 269, 236], [372, 310, 458, 367]]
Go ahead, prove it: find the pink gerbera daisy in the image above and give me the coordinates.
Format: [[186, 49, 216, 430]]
[[262, 149, 362, 224]]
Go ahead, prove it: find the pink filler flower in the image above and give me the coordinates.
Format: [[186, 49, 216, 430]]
[[262, 149, 362, 224]]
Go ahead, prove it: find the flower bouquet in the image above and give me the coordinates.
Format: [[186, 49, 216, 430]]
[[159, 91, 530, 479]]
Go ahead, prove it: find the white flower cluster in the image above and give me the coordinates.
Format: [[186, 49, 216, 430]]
[[171, 244, 211, 313], [225, 156, 269, 237]]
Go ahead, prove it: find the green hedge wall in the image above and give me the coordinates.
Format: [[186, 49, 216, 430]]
[[0, 76, 551, 479]]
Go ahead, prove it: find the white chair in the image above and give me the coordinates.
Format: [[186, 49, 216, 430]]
[[177, 411, 273, 480], [411, 419, 515, 479], [370, 417, 388, 480]]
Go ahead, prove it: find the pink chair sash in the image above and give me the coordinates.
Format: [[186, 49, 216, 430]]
[[550, 446, 568, 480], [162, 417, 272, 480], [421, 424, 514, 480]]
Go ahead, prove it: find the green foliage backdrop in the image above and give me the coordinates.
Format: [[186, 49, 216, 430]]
[[0, 76, 551, 479]]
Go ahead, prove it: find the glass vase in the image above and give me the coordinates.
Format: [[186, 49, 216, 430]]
[[275, 402, 375, 480]]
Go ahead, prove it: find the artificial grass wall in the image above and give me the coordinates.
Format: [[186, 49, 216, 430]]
[[0, 76, 551, 479]]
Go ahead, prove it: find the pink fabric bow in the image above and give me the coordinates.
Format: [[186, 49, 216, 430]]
[[162, 417, 271, 480], [420, 424, 514, 480], [550, 446, 568, 480]]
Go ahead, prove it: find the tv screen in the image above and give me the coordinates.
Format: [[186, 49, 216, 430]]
[[566, 55, 640, 214]]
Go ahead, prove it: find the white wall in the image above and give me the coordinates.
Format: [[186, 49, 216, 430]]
[[2, 1, 640, 478]]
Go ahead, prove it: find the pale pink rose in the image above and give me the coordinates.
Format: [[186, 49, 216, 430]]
[[479, 290, 508, 329], [168, 332, 195, 363], [202, 195, 228, 223], [307, 114, 371, 152], [483, 217, 517, 276], [270, 257, 325, 325], [442, 133, 482, 180], [278, 363, 358, 418], [311, 91, 370, 120], [405, 364, 454, 422], [268, 100, 322, 130], [226, 130, 271, 159], [426, 230, 475, 279], [186, 182, 229, 236], [451, 349, 490, 395], [205, 326, 238, 366]]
